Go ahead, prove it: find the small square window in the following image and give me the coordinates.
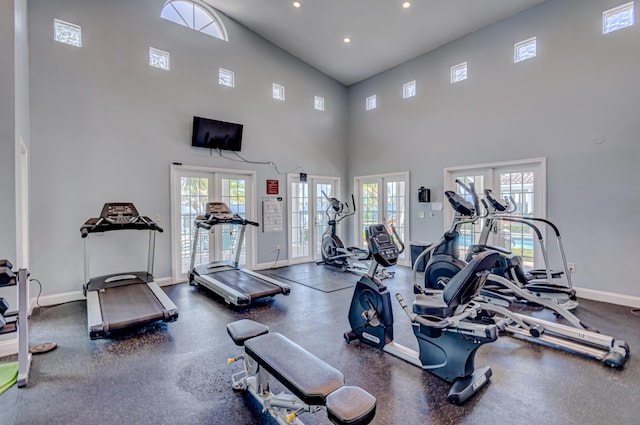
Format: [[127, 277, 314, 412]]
[[365, 95, 377, 111], [451, 62, 468, 84], [54, 19, 82, 47], [603, 2, 635, 34], [272, 83, 285, 101], [514, 37, 537, 63], [219, 68, 235, 87], [314, 96, 325, 111], [149, 47, 170, 71], [403, 80, 416, 99]]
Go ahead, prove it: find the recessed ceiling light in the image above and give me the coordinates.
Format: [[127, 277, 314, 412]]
[[293, 1, 301, 8], [343, 37, 351, 44], [402, 1, 411, 8]]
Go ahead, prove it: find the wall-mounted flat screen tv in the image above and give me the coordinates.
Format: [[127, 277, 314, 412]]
[[192, 116, 243, 151]]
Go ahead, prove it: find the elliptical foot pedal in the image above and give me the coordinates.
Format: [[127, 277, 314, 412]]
[[447, 366, 492, 405], [30, 341, 57, 354]]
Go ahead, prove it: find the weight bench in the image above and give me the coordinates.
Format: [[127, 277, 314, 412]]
[[227, 319, 376, 425]]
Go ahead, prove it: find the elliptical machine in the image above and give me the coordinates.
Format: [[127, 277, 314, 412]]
[[412, 188, 629, 368], [422, 180, 577, 309], [344, 224, 501, 404], [316, 192, 393, 279]]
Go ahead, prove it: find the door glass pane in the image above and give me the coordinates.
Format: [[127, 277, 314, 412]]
[[500, 171, 535, 268], [360, 183, 379, 247], [220, 178, 246, 263], [315, 183, 333, 259], [385, 180, 406, 258], [291, 182, 309, 258], [455, 175, 484, 260], [181, 177, 209, 273]]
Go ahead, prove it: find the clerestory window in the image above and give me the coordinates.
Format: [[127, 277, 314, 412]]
[[161, 0, 228, 41]]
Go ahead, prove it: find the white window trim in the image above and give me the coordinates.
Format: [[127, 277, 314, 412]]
[[53, 19, 82, 47], [365, 95, 377, 110], [272, 83, 286, 101], [149, 47, 170, 70], [169, 164, 257, 283], [602, 1, 635, 34], [514, 37, 537, 63], [403, 80, 416, 99], [161, 0, 229, 41], [218, 67, 235, 87], [451, 62, 468, 84]]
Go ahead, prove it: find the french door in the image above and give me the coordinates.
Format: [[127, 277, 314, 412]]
[[354, 172, 409, 265], [445, 158, 546, 268], [288, 174, 339, 264], [170, 165, 255, 282]]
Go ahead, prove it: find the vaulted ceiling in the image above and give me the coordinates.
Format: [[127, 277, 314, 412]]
[[207, 0, 548, 86]]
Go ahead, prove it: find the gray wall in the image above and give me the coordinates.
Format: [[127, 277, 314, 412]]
[[28, 0, 348, 294], [1, 0, 16, 260], [347, 0, 640, 296]]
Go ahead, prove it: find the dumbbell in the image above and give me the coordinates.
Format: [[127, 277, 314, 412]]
[[0, 259, 15, 285], [0, 297, 8, 329]]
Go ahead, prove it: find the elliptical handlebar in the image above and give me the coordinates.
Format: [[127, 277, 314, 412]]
[[322, 191, 357, 223]]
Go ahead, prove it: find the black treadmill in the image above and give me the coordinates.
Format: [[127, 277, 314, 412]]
[[80, 203, 178, 339], [189, 202, 290, 306]]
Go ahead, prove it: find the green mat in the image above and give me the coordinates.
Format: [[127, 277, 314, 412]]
[[0, 362, 18, 395]]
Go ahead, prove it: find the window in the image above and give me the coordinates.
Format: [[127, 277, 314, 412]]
[[403, 80, 416, 99], [161, 0, 228, 41], [514, 37, 537, 63], [365, 95, 377, 111], [445, 158, 546, 269], [603, 2, 635, 34], [149, 47, 170, 70], [219, 68, 234, 87], [272, 83, 285, 101], [314, 96, 325, 111], [54, 19, 82, 47], [451, 62, 468, 83]]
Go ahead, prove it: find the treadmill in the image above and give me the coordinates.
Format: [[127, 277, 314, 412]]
[[189, 202, 290, 306], [80, 203, 178, 339]]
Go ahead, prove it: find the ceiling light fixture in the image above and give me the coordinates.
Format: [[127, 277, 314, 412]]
[[402, 1, 411, 8], [343, 37, 351, 44], [293, 1, 301, 8]]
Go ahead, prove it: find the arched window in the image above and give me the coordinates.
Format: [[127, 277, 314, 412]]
[[161, 0, 228, 41]]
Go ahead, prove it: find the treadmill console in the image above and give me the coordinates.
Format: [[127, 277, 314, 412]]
[[195, 202, 259, 229], [100, 203, 139, 224], [366, 224, 399, 268], [80, 202, 162, 237]]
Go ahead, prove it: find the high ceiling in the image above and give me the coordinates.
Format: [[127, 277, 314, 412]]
[[207, 0, 548, 86]]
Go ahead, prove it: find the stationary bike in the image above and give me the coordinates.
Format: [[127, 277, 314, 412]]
[[344, 224, 500, 404]]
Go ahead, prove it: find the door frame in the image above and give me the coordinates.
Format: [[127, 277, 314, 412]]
[[353, 171, 410, 266], [169, 164, 256, 283], [286, 173, 340, 265]]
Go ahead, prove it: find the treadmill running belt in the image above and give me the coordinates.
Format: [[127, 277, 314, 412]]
[[99, 284, 165, 332], [210, 270, 284, 299]]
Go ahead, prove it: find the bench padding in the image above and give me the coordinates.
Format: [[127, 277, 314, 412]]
[[227, 319, 269, 346], [326, 386, 377, 425], [244, 332, 345, 405]]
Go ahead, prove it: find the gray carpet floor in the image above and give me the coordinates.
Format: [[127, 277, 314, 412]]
[[1, 263, 638, 424]]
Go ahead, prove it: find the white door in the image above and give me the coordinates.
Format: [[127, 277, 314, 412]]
[[288, 175, 338, 264], [445, 159, 546, 268], [355, 172, 409, 264], [170, 166, 255, 282]]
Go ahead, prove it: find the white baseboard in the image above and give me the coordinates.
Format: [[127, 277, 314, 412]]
[[0, 337, 18, 357], [155, 276, 177, 287], [575, 286, 640, 308], [254, 259, 291, 270]]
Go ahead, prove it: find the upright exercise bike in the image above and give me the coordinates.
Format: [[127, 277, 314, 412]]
[[317, 192, 393, 279], [344, 224, 501, 404]]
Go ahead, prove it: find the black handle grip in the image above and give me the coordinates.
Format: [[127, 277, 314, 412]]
[[246, 220, 260, 227]]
